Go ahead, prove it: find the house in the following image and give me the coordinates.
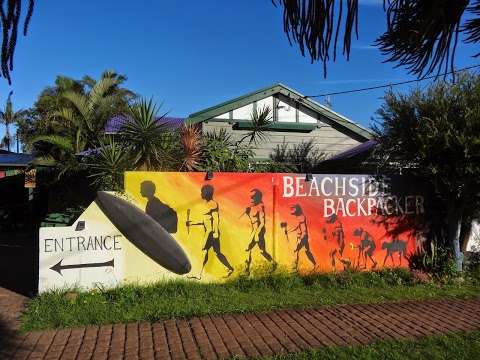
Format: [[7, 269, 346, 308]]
[[0, 150, 34, 178], [185, 83, 372, 159], [103, 83, 372, 160]]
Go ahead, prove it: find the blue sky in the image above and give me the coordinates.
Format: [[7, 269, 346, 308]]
[[1, 0, 479, 143]]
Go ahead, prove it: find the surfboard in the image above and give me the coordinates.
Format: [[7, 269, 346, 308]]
[[95, 191, 191, 275]]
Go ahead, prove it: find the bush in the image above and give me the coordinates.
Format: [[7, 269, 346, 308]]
[[408, 244, 457, 280]]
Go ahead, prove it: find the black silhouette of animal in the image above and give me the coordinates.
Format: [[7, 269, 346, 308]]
[[381, 239, 407, 266], [353, 227, 377, 269]]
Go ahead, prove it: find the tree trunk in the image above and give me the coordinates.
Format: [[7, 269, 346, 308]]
[[447, 207, 463, 272], [5, 123, 10, 152]]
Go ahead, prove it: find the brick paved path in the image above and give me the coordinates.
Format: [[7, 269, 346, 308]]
[[0, 288, 479, 360]]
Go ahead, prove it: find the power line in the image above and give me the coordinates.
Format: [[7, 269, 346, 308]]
[[305, 64, 480, 98]]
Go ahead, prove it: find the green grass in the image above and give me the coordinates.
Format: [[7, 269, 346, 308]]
[[260, 331, 480, 360], [21, 268, 479, 332]]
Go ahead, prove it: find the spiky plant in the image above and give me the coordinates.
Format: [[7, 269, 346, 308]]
[[269, 138, 325, 172], [179, 124, 202, 171], [86, 137, 130, 191], [119, 99, 171, 170], [236, 105, 272, 146]]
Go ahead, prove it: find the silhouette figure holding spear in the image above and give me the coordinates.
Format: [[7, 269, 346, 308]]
[[186, 184, 234, 279]]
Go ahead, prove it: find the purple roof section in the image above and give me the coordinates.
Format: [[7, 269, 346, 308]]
[[324, 139, 377, 162], [105, 115, 185, 133]]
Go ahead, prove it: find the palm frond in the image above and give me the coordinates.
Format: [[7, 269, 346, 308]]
[[244, 105, 272, 145], [63, 91, 91, 126], [31, 134, 74, 153], [89, 77, 117, 106], [465, 0, 480, 52], [52, 108, 81, 128], [376, 0, 468, 77], [272, 0, 359, 77]]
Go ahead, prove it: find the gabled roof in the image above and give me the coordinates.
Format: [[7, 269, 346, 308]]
[[185, 83, 372, 141]]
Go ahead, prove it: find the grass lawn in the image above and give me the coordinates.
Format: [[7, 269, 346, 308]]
[[261, 330, 480, 360], [21, 269, 479, 332]]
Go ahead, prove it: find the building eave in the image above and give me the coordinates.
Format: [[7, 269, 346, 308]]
[[185, 83, 373, 141]]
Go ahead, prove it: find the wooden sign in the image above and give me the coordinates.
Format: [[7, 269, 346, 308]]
[[24, 169, 36, 188]]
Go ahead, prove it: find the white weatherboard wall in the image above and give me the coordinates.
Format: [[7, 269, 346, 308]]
[[257, 96, 274, 111], [203, 94, 362, 159], [202, 121, 360, 159], [277, 100, 296, 122]]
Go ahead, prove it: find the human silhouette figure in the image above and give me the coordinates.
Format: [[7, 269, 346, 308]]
[[243, 189, 273, 274], [186, 184, 234, 279], [353, 227, 377, 269], [283, 204, 316, 271], [326, 213, 346, 268], [140, 181, 177, 233]]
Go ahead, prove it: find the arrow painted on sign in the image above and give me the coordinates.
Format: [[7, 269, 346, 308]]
[[50, 259, 114, 275]]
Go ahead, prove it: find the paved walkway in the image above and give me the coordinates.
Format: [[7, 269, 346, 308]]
[[1, 287, 479, 360]]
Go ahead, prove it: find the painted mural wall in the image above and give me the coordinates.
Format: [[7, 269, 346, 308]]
[[38, 172, 425, 293]]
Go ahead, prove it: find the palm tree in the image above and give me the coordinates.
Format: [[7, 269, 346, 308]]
[[56, 74, 134, 148], [31, 72, 134, 176], [0, 91, 26, 152]]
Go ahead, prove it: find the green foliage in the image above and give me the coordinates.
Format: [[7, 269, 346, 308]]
[[85, 137, 130, 191], [270, 138, 325, 172], [237, 104, 273, 146], [119, 99, 174, 170], [28, 71, 135, 179], [199, 106, 273, 172], [20, 269, 479, 331], [408, 245, 457, 280], [249, 160, 296, 173], [19, 71, 135, 152], [199, 129, 256, 171], [374, 71, 480, 268]]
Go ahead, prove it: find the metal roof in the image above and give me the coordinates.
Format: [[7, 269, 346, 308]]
[[322, 140, 377, 163], [0, 152, 34, 167], [185, 83, 373, 141], [105, 115, 185, 134]]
